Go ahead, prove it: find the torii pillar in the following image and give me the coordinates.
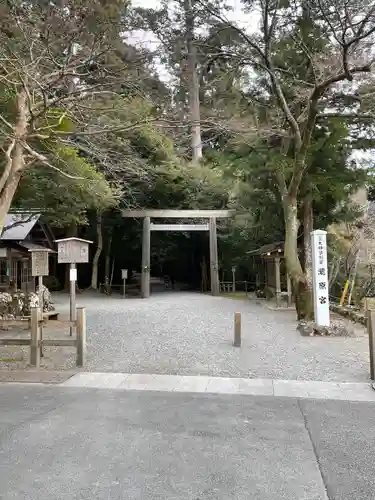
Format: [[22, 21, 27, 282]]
[[141, 216, 151, 298], [209, 217, 220, 296]]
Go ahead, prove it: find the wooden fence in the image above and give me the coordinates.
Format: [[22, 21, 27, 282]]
[[220, 281, 249, 293], [0, 307, 86, 368]]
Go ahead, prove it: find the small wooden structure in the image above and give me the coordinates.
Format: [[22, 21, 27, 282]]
[[0, 212, 55, 292], [55, 237, 91, 264], [55, 237, 92, 336], [0, 307, 86, 367], [122, 209, 234, 298], [248, 242, 293, 308]]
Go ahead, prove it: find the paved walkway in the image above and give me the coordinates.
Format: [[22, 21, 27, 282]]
[[1, 384, 375, 499], [59, 372, 375, 401]]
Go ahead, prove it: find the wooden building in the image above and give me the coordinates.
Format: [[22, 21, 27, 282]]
[[248, 241, 293, 307], [0, 213, 55, 292]]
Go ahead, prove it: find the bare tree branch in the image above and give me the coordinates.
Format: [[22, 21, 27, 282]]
[[22, 142, 84, 180], [1, 212, 38, 236], [0, 140, 16, 194]]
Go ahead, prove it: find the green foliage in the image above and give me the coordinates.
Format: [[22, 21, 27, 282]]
[[305, 121, 368, 227], [202, 108, 370, 272], [205, 145, 284, 269], [39, 108, 76, 134], [1, 0, 375, 290], [13, 145, 118, 226], [128, 124, 176, 165]]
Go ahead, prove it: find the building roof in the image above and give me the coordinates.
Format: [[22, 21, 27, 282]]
[[20, 241, 54, 252], [55, 237, 93, 244], [247, 241, 284, 256], [0, 213, 40, 240]]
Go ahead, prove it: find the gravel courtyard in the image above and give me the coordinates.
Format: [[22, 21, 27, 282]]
[[0, 291, 370, 381], [53, 291, 370, 381]]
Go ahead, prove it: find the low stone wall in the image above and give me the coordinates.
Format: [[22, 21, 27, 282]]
[[330, 303, 366, 325]]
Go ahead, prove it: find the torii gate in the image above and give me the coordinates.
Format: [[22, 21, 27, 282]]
[[121, 209, 234, 298]]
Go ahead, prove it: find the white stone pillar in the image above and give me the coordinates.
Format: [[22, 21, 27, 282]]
[[311, 230, 330, 327]]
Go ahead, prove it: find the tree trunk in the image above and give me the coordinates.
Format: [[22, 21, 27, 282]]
[[283, 196, 313, 320], [303, 193, 313, 290], [0, 91, 28, 230], [104, 227, 113, 293], [91, 213, 103, 290], [329, 257, 341, 291], [109, 257, 115, 288], [184, 0, 202, 162], [0, 167, 23, 230]]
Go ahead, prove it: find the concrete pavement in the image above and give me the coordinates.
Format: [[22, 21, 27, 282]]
[[1, 385, 375, 499], [59, 371, 375, 402]]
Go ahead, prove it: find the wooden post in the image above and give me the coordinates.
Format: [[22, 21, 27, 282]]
[[368, 309, 375, 380], [348, 256, 358, 306], [233, 312, 241, 347], [30, 307, 41, 368], [275, 256, 281, 308], [287, 273, 292, 307], [121, 269, 128, 298], [69, 263, 77, 336], [38, 275, 44, 357], [340, 280, 349, 306], [6, 249, 12, 291], [141, 216, 151, 298], [38, 275, 43, 311], [76, 307, 86, 367], [209, 217, 220, 296], [232, 266, 236, 293]]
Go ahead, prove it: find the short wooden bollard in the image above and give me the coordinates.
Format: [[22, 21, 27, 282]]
[[233, 312, 241, 347], [30, 307, 41, 368], [76, 307, 86, 367], [368, 309, 375, 380]]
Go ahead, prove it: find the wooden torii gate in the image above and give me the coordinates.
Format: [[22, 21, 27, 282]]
[[121, 209, 234, 298]]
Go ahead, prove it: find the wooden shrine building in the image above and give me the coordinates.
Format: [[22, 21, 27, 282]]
[[0, 212, 55, 292], [247, 241, 293, 307]]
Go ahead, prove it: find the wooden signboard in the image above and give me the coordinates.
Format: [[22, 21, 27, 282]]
[[56, 238, 91, 264], [31, 250, 49, 277]]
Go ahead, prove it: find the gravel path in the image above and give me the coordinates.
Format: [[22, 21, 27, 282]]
[[0, 291, 370, 381]]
